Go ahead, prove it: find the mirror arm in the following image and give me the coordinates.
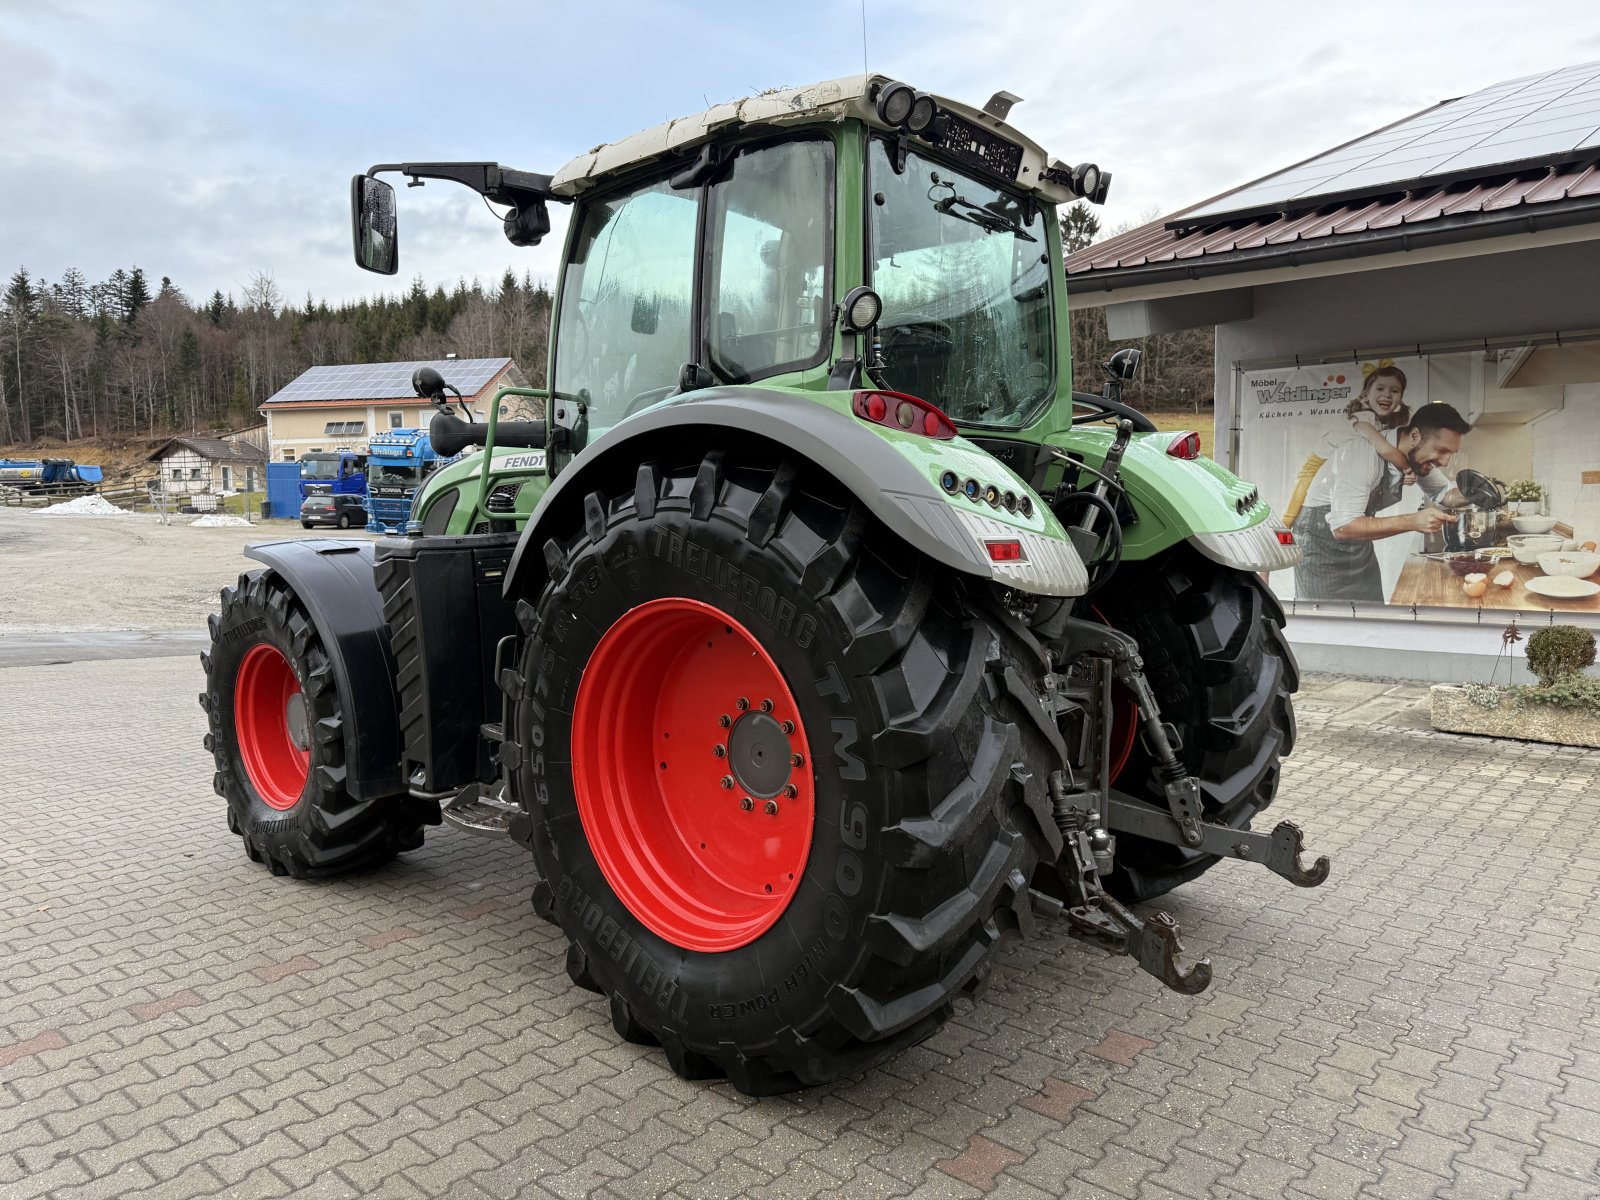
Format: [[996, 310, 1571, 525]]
[[364, 162, 568, 207]]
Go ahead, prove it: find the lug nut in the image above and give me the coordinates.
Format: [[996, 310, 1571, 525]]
[[740, 796, 754, 811], [763, 800, 779, 815], [760, 698, 774, 712], [736, 697, 750, 711], [713, 745, 726, 758], [721, 776, 734, 789], [779, 720, 795, 735], [790, 753, 804, 767], [718, 714, 731, 728], [784, 784, 798, 798]]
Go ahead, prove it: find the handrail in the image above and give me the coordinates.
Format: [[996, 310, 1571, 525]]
[[470, 385, 551, 527]]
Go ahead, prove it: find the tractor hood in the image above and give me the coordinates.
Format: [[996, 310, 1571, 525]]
[[549, 75, 1085, 207]]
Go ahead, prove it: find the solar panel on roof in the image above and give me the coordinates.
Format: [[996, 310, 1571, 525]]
[[264, 358, 510, 405], [1182, 60, 1600, 225]]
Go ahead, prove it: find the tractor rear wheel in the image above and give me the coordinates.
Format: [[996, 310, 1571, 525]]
[[506, 450, 1061, 1094], [1094, 546, 1298, 902], [201, 570, 434, 877]]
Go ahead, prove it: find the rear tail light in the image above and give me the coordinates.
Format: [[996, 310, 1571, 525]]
[[985, 539, 1025, 562], [1165, 431, 1202, 460], [852, 390, 958, 440], [1275, 529, 1294, 546]]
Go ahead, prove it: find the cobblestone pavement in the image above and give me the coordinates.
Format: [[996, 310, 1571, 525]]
[[3, 658, 1598, 1200]]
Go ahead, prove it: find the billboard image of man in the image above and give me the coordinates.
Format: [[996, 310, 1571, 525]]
[[1294, 402, 1475, 602]]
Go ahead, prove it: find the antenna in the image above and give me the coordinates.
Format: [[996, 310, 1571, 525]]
[[860, 0, 868, 75]]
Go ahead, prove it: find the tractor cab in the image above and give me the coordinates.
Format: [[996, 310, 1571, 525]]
[[351, 76, 1111, 472]]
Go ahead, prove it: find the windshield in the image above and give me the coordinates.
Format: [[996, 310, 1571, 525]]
[[370, 463, 420, 488], [868, 140, 1055, 427], [299, 457, 341, 480]]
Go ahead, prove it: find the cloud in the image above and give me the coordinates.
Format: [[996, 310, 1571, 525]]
[[3, 0, 1595, 305]]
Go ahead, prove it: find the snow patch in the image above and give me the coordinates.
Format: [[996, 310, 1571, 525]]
[[33, 494, 130, 517], [189, 513, 253, 528]]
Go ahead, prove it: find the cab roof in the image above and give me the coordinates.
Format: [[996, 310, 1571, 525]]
[[549, 74, 1078, 205]]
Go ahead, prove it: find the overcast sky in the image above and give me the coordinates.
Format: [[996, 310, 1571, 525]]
[[4, 0, 1598, 308]]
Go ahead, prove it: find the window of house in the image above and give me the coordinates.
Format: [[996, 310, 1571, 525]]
[[190, 467, 203, 480], [282, 449, 295, 462], [221, 467, 233, 491], [324, 420, 366, 436], [246, 469, 257, 490], [171, 468, 182, 481], [388, 411, 404, 429]]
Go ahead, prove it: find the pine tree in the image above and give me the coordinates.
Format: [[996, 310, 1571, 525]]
[[207, 290, 228, 326], [124, 266, 152, 323], [54, 268, 89, 319], [1060, 202, 1102, 256]]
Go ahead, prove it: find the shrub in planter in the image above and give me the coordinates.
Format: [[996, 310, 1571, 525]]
[[1526, 625, 1597, 688]]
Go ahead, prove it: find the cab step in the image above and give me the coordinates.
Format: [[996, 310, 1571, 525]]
[[440, 782, 520, 838]]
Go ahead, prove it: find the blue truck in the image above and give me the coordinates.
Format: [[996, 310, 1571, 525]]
[[297, 450, 367, 501], [363, 428, 455, 533], [0, 458, 104, 495]]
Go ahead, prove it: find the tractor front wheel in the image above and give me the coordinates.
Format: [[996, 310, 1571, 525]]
[[1095, 546, 1298, 902], [507, 451, 1060, 1094], [201, 570, 434, 877]]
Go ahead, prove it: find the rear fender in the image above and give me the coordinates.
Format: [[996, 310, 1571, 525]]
[[503, 387, 1089, 602], [1047, 428, 1296, 570], [243, 539, 404, 800]]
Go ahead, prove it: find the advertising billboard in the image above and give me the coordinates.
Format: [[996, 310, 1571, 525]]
[[1235, 352, 1600, 615]]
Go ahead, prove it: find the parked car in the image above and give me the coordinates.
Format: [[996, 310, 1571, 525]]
[[299, 493, 367, 530]]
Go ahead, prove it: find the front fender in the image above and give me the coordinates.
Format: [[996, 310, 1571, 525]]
[[244, 539, 404, 800], [1048, 428, 1298, 570], [503, 387, 1089, 601]]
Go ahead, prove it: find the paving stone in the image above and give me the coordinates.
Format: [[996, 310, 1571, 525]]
[[6, 656, 1600, 1198]]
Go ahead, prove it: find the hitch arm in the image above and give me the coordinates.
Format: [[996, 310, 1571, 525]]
[[1105, 795, 1330, 888], [1035, 831, 1212, 994]]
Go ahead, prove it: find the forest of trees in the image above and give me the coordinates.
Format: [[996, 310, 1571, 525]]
[[0, 265, 553, 446], [1061, 202, 1216, 413], [2, 202, 1211, 447]]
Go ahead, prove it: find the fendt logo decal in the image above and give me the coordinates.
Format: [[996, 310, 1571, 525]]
[[500, 452, 546, 470]]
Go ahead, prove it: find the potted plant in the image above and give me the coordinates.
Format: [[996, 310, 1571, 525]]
[[1505, 479, 1544, 515], [1431, 625, 1600, 748]]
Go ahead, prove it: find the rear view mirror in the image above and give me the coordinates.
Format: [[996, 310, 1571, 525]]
[[351, 175, 398, 275]]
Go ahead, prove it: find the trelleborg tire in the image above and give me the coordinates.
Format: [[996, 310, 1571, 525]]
[[200, 569, 435, 878], [505, 450, 1063, 1094], [1094, 546, 1298, 902]]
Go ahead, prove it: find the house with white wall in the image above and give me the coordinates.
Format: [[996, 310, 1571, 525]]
[[1065, 60, 1600, 681], [146, 434, 267, 499], [259, 358, 529, 463]]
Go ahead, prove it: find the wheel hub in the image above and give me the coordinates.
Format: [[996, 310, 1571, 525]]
[[285, 693, 310, 752], [726, 710, 791, 799]]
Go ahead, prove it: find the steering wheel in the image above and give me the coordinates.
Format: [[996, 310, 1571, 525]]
[[879, 317, 953, 358]]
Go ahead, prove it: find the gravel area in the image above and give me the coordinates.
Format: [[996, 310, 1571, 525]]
[[0, 507, 369, 633]]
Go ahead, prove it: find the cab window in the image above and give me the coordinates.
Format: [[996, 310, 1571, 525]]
[[554, 176, 698, 429], [704, 139, 832, 382]]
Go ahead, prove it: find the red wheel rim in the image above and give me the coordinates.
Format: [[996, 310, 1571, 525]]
[[1089, 606, 1139, 784], [573, 598, 816, 952], [234, 643, 310, 811]]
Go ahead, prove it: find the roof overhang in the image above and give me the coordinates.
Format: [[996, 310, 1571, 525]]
[[1067, 204, 1600, 309]]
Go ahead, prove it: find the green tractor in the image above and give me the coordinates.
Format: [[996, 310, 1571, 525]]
[[201, 76, 1323, 1094]]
